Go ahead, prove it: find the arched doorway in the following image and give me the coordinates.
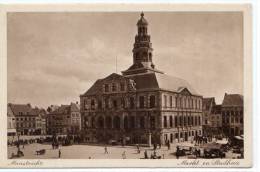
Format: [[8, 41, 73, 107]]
[[185, 132, 188, 141], [113, 116, 121, 129], [124, 116, 128, 130], [170, 133, 173, 143], [97, 116, 104, 129], [105, 116, 112, 129]]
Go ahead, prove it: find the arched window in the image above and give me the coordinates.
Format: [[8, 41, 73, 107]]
[[149, 52, 152, 61], [113, 116, 121, 129], [97, 116, 104, 128], [105, 116, 112, 129], [142, 52, 148, 61]]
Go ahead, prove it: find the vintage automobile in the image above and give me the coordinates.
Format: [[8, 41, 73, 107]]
[[204, 148, 225, 158], [175, 146, 194, 157], [36, 149, 46, 155]]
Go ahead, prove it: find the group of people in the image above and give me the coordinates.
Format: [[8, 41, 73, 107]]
[[194, 135, 211, 145]]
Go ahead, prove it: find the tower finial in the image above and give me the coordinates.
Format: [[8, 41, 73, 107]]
[[141, 11, 144, 17]]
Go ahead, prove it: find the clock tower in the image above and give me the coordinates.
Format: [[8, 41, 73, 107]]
[[122, 12, 164, 76]]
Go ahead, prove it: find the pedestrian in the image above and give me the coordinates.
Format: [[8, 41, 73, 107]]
[[167, 140, 171, 150], [122, 151, 126, 159], [137, 144, 140, 154], [104, 146, 108, 154], [144, 150, 148, 159], [176, 146, 180, 159], [58, 149, 61, 158]]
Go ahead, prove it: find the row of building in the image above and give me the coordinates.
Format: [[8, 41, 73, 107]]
[[7, 13, 244, 146], [7, 102, 81, 136]]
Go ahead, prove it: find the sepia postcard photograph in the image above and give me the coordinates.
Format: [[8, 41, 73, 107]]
[[0, 3, 253, 168]]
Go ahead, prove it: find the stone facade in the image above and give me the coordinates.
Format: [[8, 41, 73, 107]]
[[7, 105, 16, 136], [80, 13, 203, 145], [47, 102, 81, 135], [221, 93, 243, 136], [7, 103, 46, 135]]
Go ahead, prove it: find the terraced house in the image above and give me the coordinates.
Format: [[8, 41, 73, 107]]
[[221, 93, 244, 136], [80, 13, 203, 145], [7, 103, 47, 135], [47, 102, 81, 135]]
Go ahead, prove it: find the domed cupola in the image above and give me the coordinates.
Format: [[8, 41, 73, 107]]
[[137, 12, 148, 26]]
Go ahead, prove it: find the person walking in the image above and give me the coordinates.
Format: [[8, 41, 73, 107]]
[[144, 150, 148, 159], [167, 140, 171, 150], [122, 151, 126, 159], [176, 146, 180, 159], [136, 144, 140, 154], [104, 146, 108, 154], [58, 149, 61, 158]]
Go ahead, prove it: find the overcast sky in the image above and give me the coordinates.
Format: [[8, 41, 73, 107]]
[[7, 12, 243, 108]]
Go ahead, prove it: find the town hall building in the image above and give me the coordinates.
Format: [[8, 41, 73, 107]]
[[80, 13, 203, 145]]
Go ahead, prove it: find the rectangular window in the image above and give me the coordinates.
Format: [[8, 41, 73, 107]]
[[105, 98, 109, 109], [164, 95, 167, 107], [91, 99, 95, 110], [104, 84, 109, 92], [240, 117, 243, 123], [130, 97, 135, 109], [120, 83, 125, 91], [169, 116, 173, 127], [139, 96, 144, 108], [121, 98, 126, 108], [150, 116, 155, 129], [112, 83, 117, 92], [98, 100, 102, 109], [170, 96, 173, 107], [163, 116, 167, 128], [140, 116, 145, 128], [149, 95, 155, 108], [113, 100, 117, 109], [180, 116, 183, 126], [175, 116, 178, 127]]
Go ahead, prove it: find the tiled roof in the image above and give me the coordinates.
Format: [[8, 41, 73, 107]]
[[82, 72, 199, 96], [70, 103, 80, 112], [212, 105, 222, 114], [128, 72, 198, 95], [202, 97, 215, 110], [8, 103, 36, 116], [222, 93, 243, 106], [50, 103, 79, 115]]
